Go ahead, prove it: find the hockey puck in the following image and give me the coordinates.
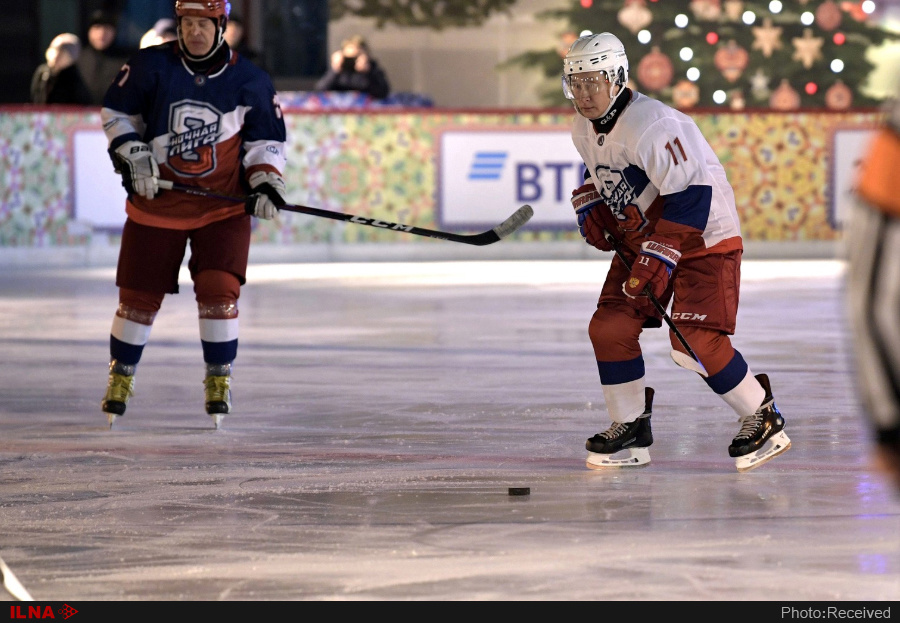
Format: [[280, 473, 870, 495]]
[[508, 487, 530, 496]]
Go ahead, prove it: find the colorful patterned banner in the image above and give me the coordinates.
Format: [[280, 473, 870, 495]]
[[0, 108, 882, 250]]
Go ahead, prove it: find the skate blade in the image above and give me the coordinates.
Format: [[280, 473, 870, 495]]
[[735, 431, 791, 472], [586, 447, 650, 469], [211, 414, 224, 430], [106, 413, 118, 429]]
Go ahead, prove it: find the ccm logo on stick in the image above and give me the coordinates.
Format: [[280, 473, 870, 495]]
[[349, 216, 416, 233]]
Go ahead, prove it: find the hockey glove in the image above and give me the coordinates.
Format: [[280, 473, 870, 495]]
[[622, 234, 681, 312], [571, 183, 613, 252], [245, 171, 287, 220], [110, 141, 160, 200]]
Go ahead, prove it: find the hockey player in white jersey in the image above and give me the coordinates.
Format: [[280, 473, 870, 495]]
[[563, 32, 790, 472], [99, 0, 287, 429]]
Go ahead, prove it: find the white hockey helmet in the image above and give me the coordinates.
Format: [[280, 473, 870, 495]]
[[562, 32, 629, 100], [562, 32, 630, 119], [175, 0, 231, 61]]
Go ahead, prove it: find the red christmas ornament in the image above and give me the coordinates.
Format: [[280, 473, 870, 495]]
[[805, 82, 818, 95], [833, 32, 846, 45], [770, 79, 800, 110], [637, 46, 674, 91], [826, 80, 853, 109], [672, 79, 700, 109], [580, 0, 592, 8], [706, 31, 719, 45], [816, 1, 842, 31], [714, 40, 749, 83]]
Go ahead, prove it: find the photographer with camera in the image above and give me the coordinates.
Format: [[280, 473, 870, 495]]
[[315, 35, 390, 100]]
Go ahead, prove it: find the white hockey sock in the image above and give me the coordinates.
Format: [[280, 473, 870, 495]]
[[601, 378, 646, 423], [111, 315, 152, 346], [719, 370, 766, 417]]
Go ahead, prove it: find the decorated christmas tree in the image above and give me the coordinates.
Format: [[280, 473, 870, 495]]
[[508, 0, 900, 110]]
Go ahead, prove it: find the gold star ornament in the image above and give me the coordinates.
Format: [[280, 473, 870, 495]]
[[792, 28, 824, 69], [752, 18, 783, 57]]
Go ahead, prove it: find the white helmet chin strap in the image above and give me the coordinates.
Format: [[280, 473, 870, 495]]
[[595, 82, 623, 120]]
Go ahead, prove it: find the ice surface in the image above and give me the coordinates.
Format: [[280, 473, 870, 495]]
[[0, 259, 897, 601]]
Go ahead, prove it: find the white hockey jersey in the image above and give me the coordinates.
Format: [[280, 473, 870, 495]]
[[571, 90, 742, 257]]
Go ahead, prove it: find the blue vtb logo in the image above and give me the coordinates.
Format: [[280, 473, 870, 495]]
[[468, 152, 508, 180], [466, 151, 587, 203]]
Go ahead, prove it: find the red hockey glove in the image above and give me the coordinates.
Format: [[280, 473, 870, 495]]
[[571, 183, 613, 252], [622, 235, 682, 312]]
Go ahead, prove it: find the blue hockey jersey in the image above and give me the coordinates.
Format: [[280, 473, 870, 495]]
[[101, 42, 287, 230]]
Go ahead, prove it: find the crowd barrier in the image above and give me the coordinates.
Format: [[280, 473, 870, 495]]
[[0, 104, 882, 265]]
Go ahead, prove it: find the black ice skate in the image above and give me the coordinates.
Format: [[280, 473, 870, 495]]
[[586, 387, 654, 469], [729, 374, 791, 472]]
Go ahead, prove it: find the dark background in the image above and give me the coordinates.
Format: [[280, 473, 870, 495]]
[[1, 0, 329, 104]]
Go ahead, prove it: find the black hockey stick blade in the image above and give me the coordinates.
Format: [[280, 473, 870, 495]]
[[602, 230, 709, 377], [158, 180, 533, 246]]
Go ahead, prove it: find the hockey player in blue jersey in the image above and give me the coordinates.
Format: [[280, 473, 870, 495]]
[[100, 0, 287, 429], [564, 32, 790, 472]]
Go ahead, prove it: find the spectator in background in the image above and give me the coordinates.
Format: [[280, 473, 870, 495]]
[[30, 33, 92, 105], [140, 18, 178, 49], [315, 35, 390, 100], [224, 13, 258, 62], [77, 9, 130, 106]]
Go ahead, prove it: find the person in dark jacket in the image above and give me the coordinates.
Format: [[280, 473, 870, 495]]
[[30, 33, 92, 105], [76, 9, 130, 106], [315, 35, 390, 100], [224, 13, 259, 62]]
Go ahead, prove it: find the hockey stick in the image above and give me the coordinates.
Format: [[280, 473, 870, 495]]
[[157, 180, 533, 246], [0, 554, 34, 601], [603, 230, 708, 377]]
